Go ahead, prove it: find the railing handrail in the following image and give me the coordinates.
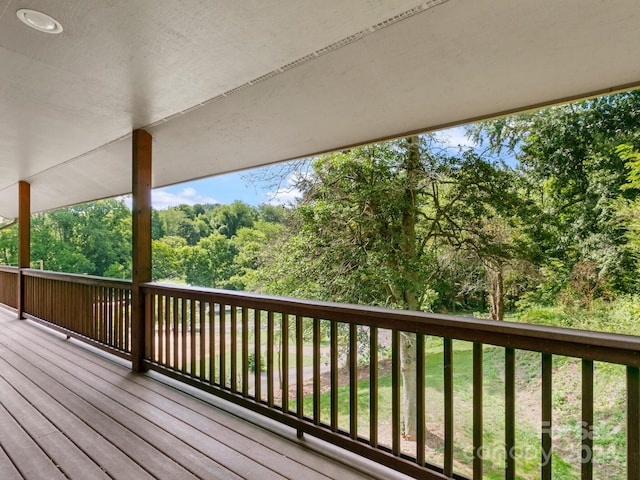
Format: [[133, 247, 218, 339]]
[[4, 273, 637, 477], [23, 268, 132, 289], [0, 265, 19, 273], [142, 282, 640, 367]]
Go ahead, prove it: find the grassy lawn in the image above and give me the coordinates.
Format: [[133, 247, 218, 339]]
[[300, 340, 627, 479], [154, 309, 629, 479]]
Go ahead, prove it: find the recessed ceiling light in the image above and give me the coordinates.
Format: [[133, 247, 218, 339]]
[[16, 9, 63, 34]]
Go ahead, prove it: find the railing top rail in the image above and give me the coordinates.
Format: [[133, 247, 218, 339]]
[[0, 265, 19, 273], [142, 281, 640, 366], [23, 269, 132, 289]]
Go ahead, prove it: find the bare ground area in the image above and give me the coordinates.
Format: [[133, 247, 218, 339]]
[[274, 358, 451, 468]]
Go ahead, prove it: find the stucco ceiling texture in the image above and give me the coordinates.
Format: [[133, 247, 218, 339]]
[[0, 0, 639, 217]]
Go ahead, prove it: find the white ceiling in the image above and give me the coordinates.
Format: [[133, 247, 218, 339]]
[[1, 0, 639, 218]]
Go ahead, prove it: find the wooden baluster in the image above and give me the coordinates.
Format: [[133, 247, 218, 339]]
[[542, 353, 553, 480], [444, 337, 453, 477], [582, 359, 594, 480]]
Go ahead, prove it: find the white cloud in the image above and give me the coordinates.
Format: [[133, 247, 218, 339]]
[[181, 187, 197, 197], [120, 188, 218, 210], [152, 188, 217, 209], [266, 187, 302, 206], [434, 125, 475, 148], [266, 171, 307, 206]]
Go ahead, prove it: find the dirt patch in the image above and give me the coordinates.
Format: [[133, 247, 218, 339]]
[[275, 357, 393, 402], [273, 358, 452, 466]]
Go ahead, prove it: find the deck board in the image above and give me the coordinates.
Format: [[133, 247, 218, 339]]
[[0, 306, 399, 480], [2, 327, 275, 480], [0, 444, 22, 480], [0, 374, 111, 480], [0, 353, 156, 479], [0, 343, 198, 479], [15, 317, 364, 480], [0, 397, 67, 479]]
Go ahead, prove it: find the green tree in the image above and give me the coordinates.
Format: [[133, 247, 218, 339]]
[[473, 92, 640, 297], [177, 219, 201, 246], [30, 200, 131, 276], [257, 204, 289, 224], [183, 232, 239, 288], [152, 236, 187, 282], [69, 200, 132, 276], [210, 201, 257, 238], [31, 214, 79, 271], [230, 221, 285, 290], [158, 207, 189, 237], [0, 224, 17, 266], [151, 209, 165, 240], [616, 145, 640, 269], [259, 136, 520, 438]]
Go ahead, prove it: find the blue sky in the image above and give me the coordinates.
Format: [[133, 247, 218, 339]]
[[151, 171, 270, 209], [150, 163, 306, 209], [150, 126, 476, 209]]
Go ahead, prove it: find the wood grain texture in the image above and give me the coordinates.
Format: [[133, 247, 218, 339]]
[[0, 305, 384, 480]]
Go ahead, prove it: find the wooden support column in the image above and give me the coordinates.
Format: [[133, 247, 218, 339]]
[[131, 129, 152, 372], [17, 181, 30, 319]]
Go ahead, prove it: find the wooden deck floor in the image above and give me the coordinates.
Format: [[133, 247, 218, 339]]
[[0, 306, 408, 480]]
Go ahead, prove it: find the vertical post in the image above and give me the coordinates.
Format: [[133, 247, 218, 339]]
[[369, 326, 379, 447], [330, 320, 339, 432], [131, 129, 152, 373], [628, 367, 640, 480], [505, 348, 516, 480], [473, 342, 483, 479], [349, 322, 357, 439], [542, 353, 553, 480], [416, 334, 425, 466], [17, 181, 30, 319], [313, 318, 321, 425], [391, 330, 401, 455], [582, 360, 594, 480], [444, 337, 454, 477]]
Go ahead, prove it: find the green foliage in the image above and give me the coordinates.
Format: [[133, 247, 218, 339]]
[[257, 135, 529, 321], [251, 231, 326, 300], [475, 92, 640, 297], [158, 207, 189, 237], [616, 145, 640, 267], [152, 236, 186, 282], [177, 219, 201, 246], [3, 90, 640, 329], [515, 295, 640, 336], [229, 221, 285, 290], [247, 351, 265, 373], [151, 209, 165, 240], [0, 197, 286, 292], [182, 232, 239, 288], [103, 262, 129, 279], [210, 201, 258, 238], [17, 199, 132, 277], [149, 201, 287, 289], [256, 204, 288, 224], [0, 224, 18, 265], [262, 139, 438, 308]]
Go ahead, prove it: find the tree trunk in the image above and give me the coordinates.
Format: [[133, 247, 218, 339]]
[[399, 136, 421, 440], [485, 261, 504, 321], [400, 332, 417, 439]]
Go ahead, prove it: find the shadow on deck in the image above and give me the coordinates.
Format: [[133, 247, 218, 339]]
[[0, 305, 408, 480]]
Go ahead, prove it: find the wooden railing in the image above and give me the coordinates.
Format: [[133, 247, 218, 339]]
[[2, 270, 640, 479], [0, 265, 18, 308], [141, 283, 640, 480], [22, 270, 132, 358]]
